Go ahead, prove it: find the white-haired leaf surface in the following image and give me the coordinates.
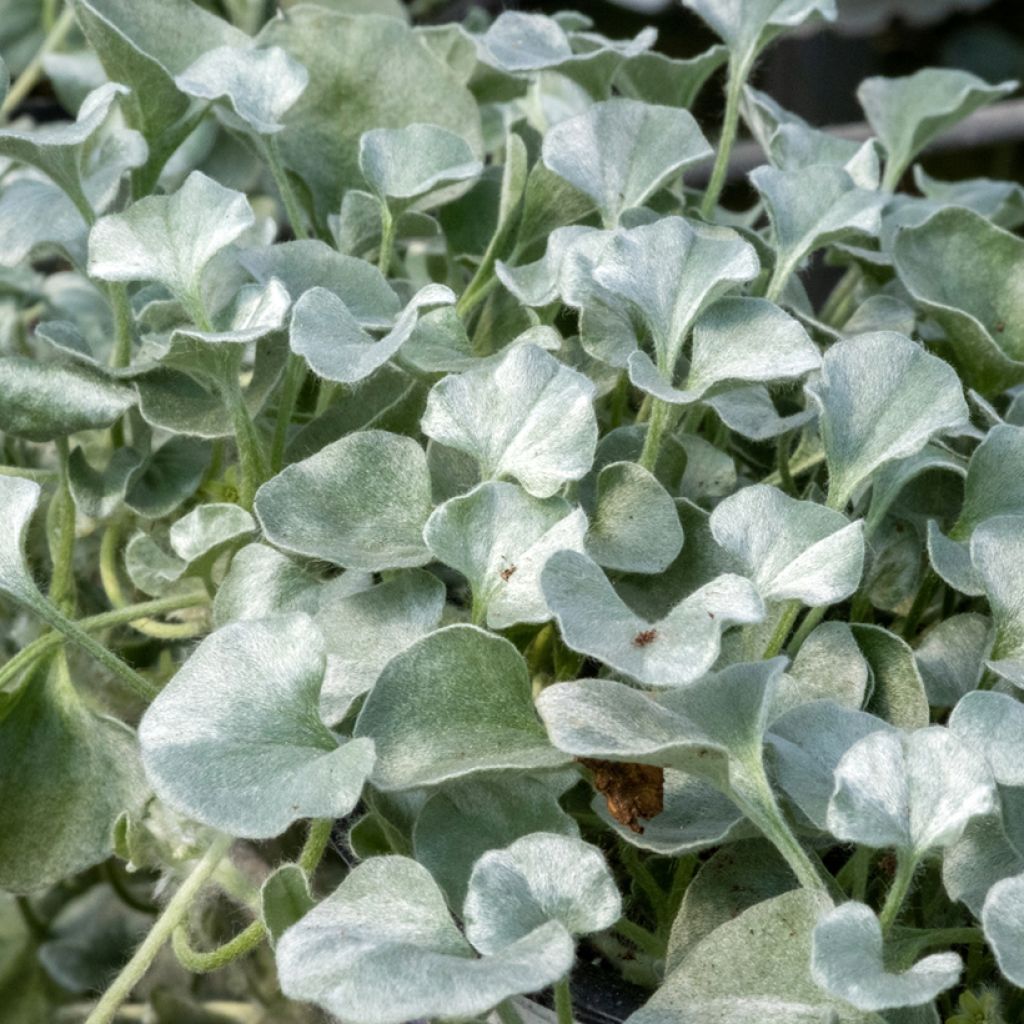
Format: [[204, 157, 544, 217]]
[[255, 430, 433, 570], [138, 614, 374, 838], [949, 691, 1024, 786], [421, 344, 598, 498], [981, 872, 1024, 986], [275, 856, 573, 1024], [811, 902, 961, 1011], [970, 516, 1024, 687]]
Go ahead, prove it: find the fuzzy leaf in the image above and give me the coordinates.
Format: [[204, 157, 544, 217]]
[[0, 356, 136, 441], [586, 461, 683, 574], [540, 99, 711, 227], [811, 902, 961, 1011], [826, 726, 997, 856], [424, 481, 587, 629], [421, 344, 598, 499], [87, 171, 254, 306], [913, 614, 990, 708], [542, 550, 763, 688], [290, 283, 454, 385], [710, 485, 864, 606], [775, 622, 869, 714], [464, 834, 621, 954], [359, 123, 482, 208], [255, 430, 433, 570], [806, 332, 969, 509], [0, 658, 147, 894], [858, 69, 1015, 186], [138, 614, 374, 838], [895, 208, 1024, 394], [275, 856, 573, 1024], [949, 692, 1024, 787], [261, 864, 314, 946], [174, 45, 309, 135], [315, 569, 446, 724], [614, 44, 728, 109], [951, 424, 1024, 537], [0, 477, 50, 612], [354, 625, 567, 790], [981, 872, 1024, 987], [970, 516, 1024, 687]]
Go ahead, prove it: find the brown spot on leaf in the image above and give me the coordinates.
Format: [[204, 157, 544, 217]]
[[996, 321, 1006, 333], [499, 564, 517, 581], [632, 628, 658, 648], [578, 758, 664, 834]]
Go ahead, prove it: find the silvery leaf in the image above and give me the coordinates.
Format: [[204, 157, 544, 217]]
[[852, 624, 930, 730], [174, 44, 309, 135], [353, 625, 568, 790], [464, 834, 621, 954], [275, 856, 573, 1024], [212, 542, 324, 627], [750, 164, 884, 299], [421, 344, 598, 499], [359, 123, 482, 209], [138, 614, 375, 838], [614, 44, 728, 109], [925, 521, 982, 597], [710, 484, 865, 606], [970, 516, 1024, 687], [949, 691, 1024, 787], [0, 356, 136, 441], [951, 423, 1024, 537], [707, 385, 815, 441], [542, 550, 764, 688], [826, 726, 998, 857], [0, 178, 87, 270], [424, 481, 587, 630], [540, 99, 711, 227], [290, 283, 454, 385], [88, 171, 254, 308], [255, 430, 433, 571], [769, 701, 895, 830], [585, 461, 683, 574], [774, 622, 869, 715], [315, 569, 446, 724], [681, 0, 837, 70], [0, 478, 59, 614], [913, 614, 991, 708], [858, 69, 1016, 188], [913, 167, 1024, 229], [943, 811, 1024, 918], [894, 207, 1024, 395], [805, 332, 969, 509], [811, 902, 961, 1011], [981, 872, 1024, 987], [413, 775, 579, 910]]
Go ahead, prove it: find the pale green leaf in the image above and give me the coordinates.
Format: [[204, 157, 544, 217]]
[[0, 179, 87, 270], [614, 44, 728, 109], [774, 622, 869, 715], [970, 515, 1024, 688], [949, 691, 1024, 787], [261, 865, 314, 946], [212, 543, 323, 627], [913, 614, 991, 708], [138, 614, 375, 838], [0, 476, 51, 612], [254, 430, 433, 570], [354, 625, 568, 790], [542, 550, 764, 688], [981, 872, 1024, 986], [421, 344, 598, 499], [811, 902, 961, 1011]]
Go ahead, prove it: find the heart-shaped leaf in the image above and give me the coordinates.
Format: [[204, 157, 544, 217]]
[[858, 69, 1015, 189], [826, 726, 997, 858], [463, 834, 621, 953], [981, 872, 1024, 987], [774, 622, 869, 714], [255, 429, 433, 570], [88, 171, 254, 311], [0, 657, 147, 893], [354, 625, 568, 790], [811, 902, 961, 1011], [806, 332, 969, 509], [424, 481, 587, 629], [541, 99, 711, 227], [894, 208, 1024, 394], [421, 344, 598, 499], [174, 44, 309, 136], [359, 123, 482, 210], [275, 856, 573, 1024], [315, 569, 446, 724], [710, 484, 865, 606], [970, 515, 1024, 688], [290, 283, 454, 385], [138, 614, 375, 838], [542, 550, 764, 688]]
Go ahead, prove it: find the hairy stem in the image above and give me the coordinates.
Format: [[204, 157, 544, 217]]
[[879, 852, 917, 934], [85, 836, 234, 1024], [298, 818, 334, 877], [554, 977, 574, 1024], [173, 918, 265, 975], [377, 203, 396, 277], [46, 437, 76, 615], [263, 137, 310, 241], [269, 353, 306, 474], [761, 600, 802, 659], [700, 56, 747, 219]]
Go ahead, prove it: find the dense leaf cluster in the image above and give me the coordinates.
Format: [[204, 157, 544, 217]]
[[1, 1, 1024, 1022]]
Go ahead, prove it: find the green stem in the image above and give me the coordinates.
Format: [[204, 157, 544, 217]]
[[0, 5, 76, 118], [263, 137, 310, 241], [614, 917, 663, 958], [15, 895, 48, 940], [787, 604, 827, 656], [777, 433, 795, 496], [639, 398, 676, 472], [85, 836, 234, 1024], [46, 437, 76, 616], [820, 267, 861, 327], [377, 203, 395, 277], [173, 918, 265, 975], [898, 926, 985, 951], [298, 818, 333, 877], [836, 846, 872, 902], [104, 861, 157, 916], [496, 1001, 524, 1024], [554, 977, 574, 1024], [900, 571, 940, 641], [0, 465, 56, 482], [107, 283, 135, 371], [878, 852, 917, 935], [269, 353, 306, 474], [699, 55, 747, 219], [764, 256, 797, 305], [221, 378, 267, 510], [761, 600, 802, 658]]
